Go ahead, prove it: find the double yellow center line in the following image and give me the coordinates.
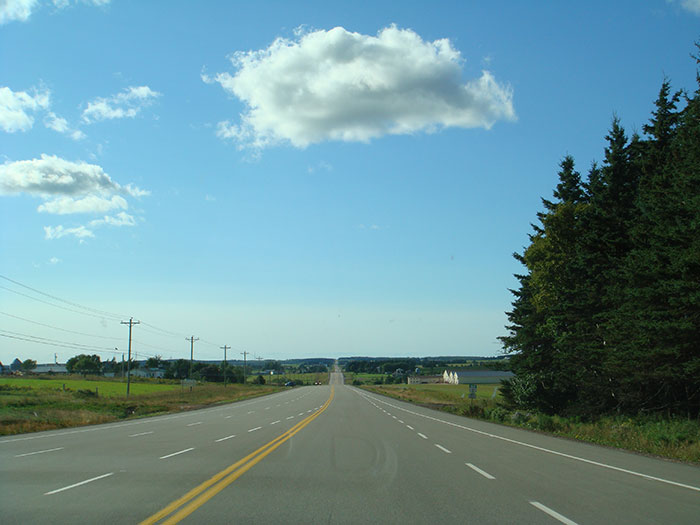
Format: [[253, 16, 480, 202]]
[[141, 387, 335, 524]]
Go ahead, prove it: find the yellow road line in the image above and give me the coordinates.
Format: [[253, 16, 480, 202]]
[[140, 387, 334, 524]]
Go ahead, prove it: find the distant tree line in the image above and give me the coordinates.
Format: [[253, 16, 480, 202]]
[[501, 48, 700, 418]]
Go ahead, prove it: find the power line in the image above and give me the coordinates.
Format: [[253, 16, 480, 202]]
[[0, 330, 119, 354], [0, 275, 125, 319], [0, 286, 117, 321], [140, 321, 189, 339], [0, 311, 122, 341]]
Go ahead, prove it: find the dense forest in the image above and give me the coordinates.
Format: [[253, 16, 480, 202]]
[[501, 48, 700, 419]]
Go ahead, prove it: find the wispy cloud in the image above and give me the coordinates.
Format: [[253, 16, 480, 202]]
[[44, 111, 85, 140], [679, 0, 700, 15], [209, 25, 515, 151], [89, 211, 136, 227], [0, 0, 110, 25], [307, 161, 333, 174], [44, 224, 94, 240], [82, 85, 161, 123]]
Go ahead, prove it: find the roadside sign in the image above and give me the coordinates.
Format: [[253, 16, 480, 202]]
[[468, 383, 477, 399]]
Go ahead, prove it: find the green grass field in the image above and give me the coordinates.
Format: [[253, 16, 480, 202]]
[[0, 377, 178, 397], [346, 372, 386, 384], [0, 377, 282, 436], [364, 383, 501, 404]]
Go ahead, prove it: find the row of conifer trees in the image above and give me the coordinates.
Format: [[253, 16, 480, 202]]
[[501, 48, 700, 418]]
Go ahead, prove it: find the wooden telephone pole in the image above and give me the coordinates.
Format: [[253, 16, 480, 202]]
[[120, 317, 140, 397], [220, 345, 230, 386]]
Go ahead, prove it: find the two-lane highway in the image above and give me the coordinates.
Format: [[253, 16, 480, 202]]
[[2, 371, 699, 523]]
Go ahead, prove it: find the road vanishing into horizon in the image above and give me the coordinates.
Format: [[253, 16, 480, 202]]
[[2, 368, 699, 524]]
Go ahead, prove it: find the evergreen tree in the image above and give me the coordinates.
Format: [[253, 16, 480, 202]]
[[502, 48, 700, 417]]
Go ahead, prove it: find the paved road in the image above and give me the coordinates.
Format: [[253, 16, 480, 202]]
[[1, 371, 699, 523]]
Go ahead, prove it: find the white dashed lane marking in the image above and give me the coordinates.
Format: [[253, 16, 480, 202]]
[[160, 448, 194, 460], [44, 472, 114, 495], [15, 447, 64, 457], [530, 502, 578, 525], [466, 463, 495, 479]]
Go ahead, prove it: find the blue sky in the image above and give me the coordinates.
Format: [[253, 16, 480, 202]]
[[1, 0, 699, 364]]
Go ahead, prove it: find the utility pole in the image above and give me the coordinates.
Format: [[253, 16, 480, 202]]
[[241, 350, 249, 384], [121, 317, 140, 397], [220, 345, 230, 387], [121, 353, 124, 379], [186, 336, 199, 379]]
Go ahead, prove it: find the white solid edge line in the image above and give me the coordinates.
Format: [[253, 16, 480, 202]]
[[159, 447, 195, 459], [248, 426, 262, 432], [435, 444, 452, 454], [354, 390, 700, 494], [466, 463, 495, 480], [417, 433, 428, 439], [530, 502, 579, 525], [15, 447, 64, 457], [128, 431, 154, 437], [44, 472, 114, 495], [215, 435, 236, 442]]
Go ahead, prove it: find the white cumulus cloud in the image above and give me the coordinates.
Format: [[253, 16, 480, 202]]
[[0, 0, 38, 24], [209, 25, 515, 150], [82, 85, 161, 123], [0, 154, 147, 198], [37, 194, 127, 214], [0, 154, 148, 240], [0, 85, 50, 132]]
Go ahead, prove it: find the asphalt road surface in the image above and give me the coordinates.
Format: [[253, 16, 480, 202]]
[[2, 370, 699, 524]]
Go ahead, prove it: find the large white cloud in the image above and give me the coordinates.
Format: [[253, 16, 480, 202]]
[[0, 85, 50, 132], [209, 25, 515, 150], [82, 85, 161, 123]]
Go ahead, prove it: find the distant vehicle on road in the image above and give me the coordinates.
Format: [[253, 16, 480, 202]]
[[284, 381, 294, 387]]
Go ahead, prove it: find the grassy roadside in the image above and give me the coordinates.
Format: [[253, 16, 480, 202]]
[[361, 384, 700, 464], [0, 378, 283, 436]]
